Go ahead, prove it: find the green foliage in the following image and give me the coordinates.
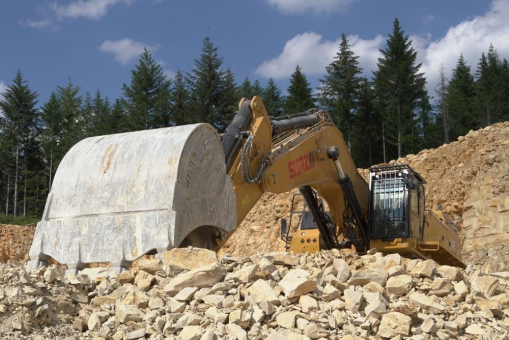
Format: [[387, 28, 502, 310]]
[[284, 66, 314, 114], [447, 54, 475, 139], [373, 18, 428, 159], [262, 78, 283, 116], [216, 68, 238, 131], [171, 69, 192, 126], [319, 34, 362, 146], [350, 78, 383, 167], [0, 214, 38, 225], [187, 37, 225, 126], [122, 48, 172, 130], [0, 69, 42, 217], [238, 77, 254, 99]]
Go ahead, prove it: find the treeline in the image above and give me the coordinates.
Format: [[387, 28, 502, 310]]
[[1, 19, 508, 219]]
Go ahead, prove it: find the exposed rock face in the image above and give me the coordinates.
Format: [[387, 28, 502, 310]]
[[1, 249, 508, 339]]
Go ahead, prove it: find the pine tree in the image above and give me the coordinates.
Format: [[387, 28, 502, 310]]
[[262, 78, 283, 116], [500, 58, 509, 120], [91, 90, 112, 136], [41, 92, 65, 190], [238, 78, 253, 99], [284, 66, 314, 114], [216, 68, 238, 131], [373, 18, 427, 159], [0, 70, 40, 217], [350, 78, 382, 167], [252, 80, 263, 97], [108, 99, 129, 134], [81, 92, 94, 137], [318, 34, 362, 148], [474, 45, 505, 127], [447, 54, 475, 139], [435, 64, 450, 143], [171, 69, 192, 125], [57, 78, 82, 151], [187, 37, 225, 125], [122, 48, 172, 130]]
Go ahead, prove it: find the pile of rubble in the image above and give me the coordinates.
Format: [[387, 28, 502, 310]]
[[1, 247, 508, 339], [0, 224, 35, 263]]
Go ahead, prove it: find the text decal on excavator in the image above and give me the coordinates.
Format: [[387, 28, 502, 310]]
[[288, 153, 315, 179]]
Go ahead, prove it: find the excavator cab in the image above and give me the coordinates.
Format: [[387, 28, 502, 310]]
[[368, 164, 426, 241], [368, 165, 464, 267]]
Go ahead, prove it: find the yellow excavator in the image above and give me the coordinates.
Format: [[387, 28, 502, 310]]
[[27, 97, 464, 273]]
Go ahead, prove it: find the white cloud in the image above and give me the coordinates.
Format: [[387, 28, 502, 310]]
[[157, 60, 175, 79], [19, 18, 59, 30], [51, 0, 134, 20], [100, 38, 156, 65], [0, 81, 7, 100], [417, 0, 509, 94], [266, 0, 356, 14], [255, 32, 383, 79]]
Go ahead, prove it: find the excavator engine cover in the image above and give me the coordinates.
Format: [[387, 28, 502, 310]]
[[28, 123, 236, 272]]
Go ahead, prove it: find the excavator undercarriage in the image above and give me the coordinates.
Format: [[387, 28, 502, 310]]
[[28, 97, 464, 273]]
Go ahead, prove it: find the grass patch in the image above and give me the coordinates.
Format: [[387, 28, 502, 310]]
[[0, 214, 39, 226]]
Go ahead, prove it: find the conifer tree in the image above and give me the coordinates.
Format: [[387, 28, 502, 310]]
[[108, 99, 129, 134], [81, 92, 94, 137], [435, 64, 450, 143], [350, 78, 381, 167], [216, 68, 238, 131], [447, 54, 475, 139], [373, 18, 427, 158], [171, 69, 192, 125], [41, 92, 65, 189], [122, 48, 172, 130], [238, 78, 254, 99], [187, 37, 225, 125], [57, 78, 82, 150], [262, 78, 283, 116], [91, 91, 111, 136], [0, 70, 40, 216], [284, 66, 314, 114], [319, 34, 362, 148], [252, 80, 263, 97], [474, 45, 505, 127]]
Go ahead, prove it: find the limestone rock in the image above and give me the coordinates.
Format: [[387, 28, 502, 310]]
[[162, 247, 217, 271], [386, 275, 412, 296], [378, 312, 411, 338], [276, 311, 297, 329], [137, 258, 162, 274], [163, 263, 226, 295], [247, 279, 280, 305], [116, 305, 145, 323], [279, 269, 316, 298]]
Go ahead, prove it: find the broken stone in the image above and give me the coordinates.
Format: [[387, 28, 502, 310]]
[[386, 275, 413, 296], [163, 263, 226, 295], [276, 311, 297, 329], [162, 247, 217, 271], [279, 269, 316, 298], [378, 312, 411, 338]]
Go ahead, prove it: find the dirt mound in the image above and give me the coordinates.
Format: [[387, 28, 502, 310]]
[[223, 122, 509, 270], [0, 224, 35, 263]]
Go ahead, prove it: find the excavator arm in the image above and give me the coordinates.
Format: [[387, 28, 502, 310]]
[[221, 97, 370, 251]]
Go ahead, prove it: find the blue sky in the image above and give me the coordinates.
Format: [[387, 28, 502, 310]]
[[0, 0, 507, 105]]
